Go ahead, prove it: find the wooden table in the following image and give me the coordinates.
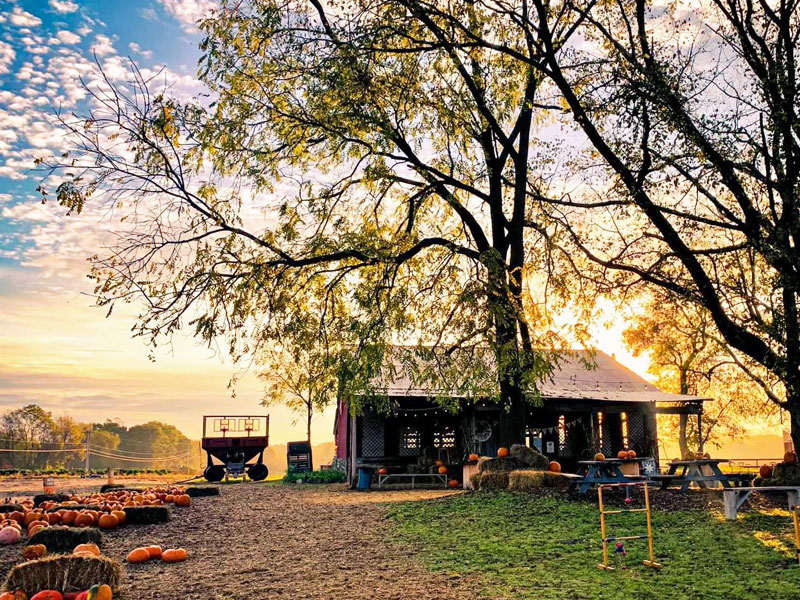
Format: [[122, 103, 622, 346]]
[[574, 459, 650, 494], [722, 486, 800, 519], [651, 459, 747, 491]]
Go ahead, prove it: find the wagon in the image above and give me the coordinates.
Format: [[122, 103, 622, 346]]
[[201, 415, 270, 482]]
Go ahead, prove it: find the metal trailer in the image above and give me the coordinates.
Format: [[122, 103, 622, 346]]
[[201, 415, 270, 482]]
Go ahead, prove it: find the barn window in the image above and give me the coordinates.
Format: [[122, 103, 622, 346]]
[[433, 427, 456, 449], [399, 427, 421, 456]]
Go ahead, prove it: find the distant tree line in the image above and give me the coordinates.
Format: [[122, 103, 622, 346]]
[[0, 405, 201, 471]]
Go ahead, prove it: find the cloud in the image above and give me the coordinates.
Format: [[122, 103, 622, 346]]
[[128, 42, 153, 60], [9, 6, 43, 28], [56, 30, 81, 45], [156, 0, 216, 33], [139, 7, 159, 22], [0, 41, 14, 76], [49, 0, 79, 13], [91, 34, 116, 57]]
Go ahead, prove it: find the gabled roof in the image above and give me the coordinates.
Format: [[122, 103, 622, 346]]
[[372, 348, 710, 404]]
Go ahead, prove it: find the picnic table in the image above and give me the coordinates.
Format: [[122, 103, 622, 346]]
[[649, 459, 752, 491], [574, 459, 652, 494]]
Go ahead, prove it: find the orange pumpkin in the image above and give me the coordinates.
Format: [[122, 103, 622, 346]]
[[594, 452, 605, 461], [785, 451, 798, 465], [435, 459, 443, 467], [74, 543, 101, 556], [548, 461, 562, 473], [377, 468, 388, 475], [74, 513, 94, 528], [98, 514, 119, 530], [0, 591, 26, 600], [174, 495, 191, 507], [760, 464, 774, 479], [627, 450, 637, 459], [497, 447, 509, 458], [30, 592, 62, 600], [46, 512, 61, 525], [437, 466, 447, 474], [145, 545, 163, 559], [468, 453, 479, 463], [617, 450, 628, 460], [127, 547, 150, 563], [161, 548, 188, 563], [22, 543, 46, 559], [8, 512, 24, 525], [27, 524, 47, 537], [111, 510, 126, 525], [60, 510, 78, 526], [24, 512, 41, 527], [447, 479, 459, 489]]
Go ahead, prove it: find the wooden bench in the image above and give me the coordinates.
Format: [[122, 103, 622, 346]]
[[377, 473, 448, 488], [723, 486, 800, 520]]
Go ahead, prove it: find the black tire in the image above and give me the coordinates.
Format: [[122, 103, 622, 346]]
[[247, 463, 269, 481], [203, 465, 225, 482]]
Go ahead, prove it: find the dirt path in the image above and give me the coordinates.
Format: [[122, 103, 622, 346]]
[[0, 484, 482, 600]]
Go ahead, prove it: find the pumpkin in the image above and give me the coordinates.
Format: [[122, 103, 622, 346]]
[[87, 585, 112, 600], [127, 547, 151, 563], [759, 464, 774, 479], [24, 512, 42, 527], [617, 450, 628, 459], [684, 451, 696, 460], [73, 513, 94, 528], [468, 453, 479, 463], [594, 452, 605, 461], [785, 451, 798, 465], [447, 479, 459, 489], [497, 447, 509, 458], [46, 512, 61, 525], [437, 466, 447, 474], [60, 510, 78, 526], [98, 514, 119, 530], [435, 459, 443, 467], [145, 545, 163, 559], [627, 450, 637, 459], [74, 592, 88, 600], [548, 461, 562, 473], [22, 544, 46, 559], [0, 591, 26, 600], [74, 543, 101, 556], [111, 510, 126, 525], [377, 468, 388, 475], [30, 592, 62, 600], [174, 495, 191, 507], [8, 512, 24, 525], [0, 526, 21, 545], [161, 548, 188, 563]]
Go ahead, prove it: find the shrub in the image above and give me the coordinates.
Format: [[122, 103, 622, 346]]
[[283, 469, 346, 484]]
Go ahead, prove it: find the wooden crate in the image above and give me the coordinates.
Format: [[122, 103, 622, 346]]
[[620, 461, 640, 477]]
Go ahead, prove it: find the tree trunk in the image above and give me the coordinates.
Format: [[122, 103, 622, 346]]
[[789, 393, 800, 456], [678, 414, 689, 458], [307, 403, 312, 444], [491, 286, 527, 448]]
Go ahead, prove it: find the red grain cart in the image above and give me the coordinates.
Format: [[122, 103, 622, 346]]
[[201, 415, 270, 482]]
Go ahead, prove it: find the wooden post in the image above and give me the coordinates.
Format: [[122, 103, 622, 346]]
[[597, 485, 611, 570], [349, 414, 358, 486], [792, 504, 800, 574]]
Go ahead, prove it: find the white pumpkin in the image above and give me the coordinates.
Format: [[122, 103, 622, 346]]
[[0, 526, 21, 545]]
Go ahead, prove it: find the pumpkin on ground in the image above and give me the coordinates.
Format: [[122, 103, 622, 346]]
[[447, 479, 459, 489], [97, 514, 118, 530], [548, 461, 562, 473], [145, 545, 162, 559], [497, 447, 509, 459], [87, 584, 112, 600], [0, 591, 26, 600], [173, 495, 191, 507], [785, 451, 798, 465], [30, 592, 62, 600], [73, 514, 93, 528], [0, 526, 22, 545], [126, 547, 150, 563], [161, 548, 187, 563]]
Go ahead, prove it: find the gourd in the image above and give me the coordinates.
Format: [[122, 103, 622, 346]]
[[161, 548, 188, 563], [126, 547, 151, 563], [497, 447, 509, 458], [87, 584, 112, 600]]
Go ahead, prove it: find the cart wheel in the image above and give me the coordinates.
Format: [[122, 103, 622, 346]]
[[204, 465, 225, 482], [247, 463, 269, 481]]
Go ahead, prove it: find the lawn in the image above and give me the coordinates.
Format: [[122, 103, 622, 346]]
[[386, 491, 800, 599]]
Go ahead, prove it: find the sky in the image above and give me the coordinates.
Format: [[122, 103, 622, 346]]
[[0, 0, 782, 455]]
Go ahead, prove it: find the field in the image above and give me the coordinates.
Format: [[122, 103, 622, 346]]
[[0, 482, 797, 599]]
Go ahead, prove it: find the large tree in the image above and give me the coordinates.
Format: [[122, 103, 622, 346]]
[[45, 0, 587, 444]]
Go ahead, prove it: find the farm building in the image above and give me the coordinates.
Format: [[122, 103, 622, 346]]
[[334, 349, 710, 480]]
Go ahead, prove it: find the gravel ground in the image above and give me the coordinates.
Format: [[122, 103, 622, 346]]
[[0, 483, 481, 600]]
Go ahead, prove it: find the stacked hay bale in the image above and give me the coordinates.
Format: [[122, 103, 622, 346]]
[[508, 470, 571, 491], [3, 554, 122, 598], [471, 444, 550, 491]]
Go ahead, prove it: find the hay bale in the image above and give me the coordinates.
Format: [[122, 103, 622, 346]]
[[27, 527, 102, 553], [773, 463, 800, 485], [46, 505, 101, 513], [123, 505, 170, 525], [3, 554, 122, 596], [477, 457, 522, 473], [470, 472, 482, 490], [99, 484, 126, 493], [509, 444, 549, 469], [186, 486, 220, 497], [478, 471, 509, 490], [0, 503, 23, 513], [509, 470, 570, 492], [33, 494, 70, 507]]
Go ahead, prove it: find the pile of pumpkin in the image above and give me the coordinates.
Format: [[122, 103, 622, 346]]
[[755, 451, 799, 486], [0, 584, 111, 600]]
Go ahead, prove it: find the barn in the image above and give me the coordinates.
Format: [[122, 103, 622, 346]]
[[334, 349, 709, 481]]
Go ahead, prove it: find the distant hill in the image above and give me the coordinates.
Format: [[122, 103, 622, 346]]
[[262, 442, 337, 475]]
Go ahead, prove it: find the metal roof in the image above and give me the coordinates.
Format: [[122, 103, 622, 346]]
[[371, 348, 711, 404]]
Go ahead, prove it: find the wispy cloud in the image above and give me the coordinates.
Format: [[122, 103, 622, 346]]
[[49, 0, 79, 14]]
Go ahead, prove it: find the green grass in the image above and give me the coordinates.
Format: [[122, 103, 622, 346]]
[[386, 492, 800, 599]]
